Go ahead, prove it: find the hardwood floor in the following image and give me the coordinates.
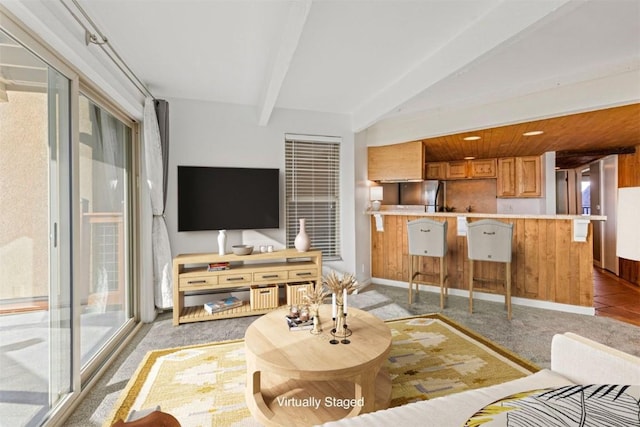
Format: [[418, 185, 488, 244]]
[[593, 267, 640, 327]]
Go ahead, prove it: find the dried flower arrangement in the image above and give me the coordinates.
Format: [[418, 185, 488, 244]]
[[323, 271, 358, 304], [303, 282, 330, 308], [302, 271, 358, 308]]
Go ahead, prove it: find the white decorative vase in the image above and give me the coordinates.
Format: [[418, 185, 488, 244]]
[[218, 230, 227, 256], [294, 218, 310, 252]]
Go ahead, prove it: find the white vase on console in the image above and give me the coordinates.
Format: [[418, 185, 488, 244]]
[[218, 230, 227, 255], [294, 218, 310, 252]]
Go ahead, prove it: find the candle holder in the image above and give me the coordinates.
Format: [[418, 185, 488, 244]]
[[330, 304, 352, 344]]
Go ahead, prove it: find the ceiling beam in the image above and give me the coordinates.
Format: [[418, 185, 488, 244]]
[[257, 0, 312, 126], [351, 0, 573, 133]]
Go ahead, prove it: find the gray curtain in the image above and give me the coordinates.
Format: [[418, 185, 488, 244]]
[[155, 99, 170, 206], [143, 97, 173, 318]]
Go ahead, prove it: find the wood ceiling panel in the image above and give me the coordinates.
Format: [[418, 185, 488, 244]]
[[422, 103, 640, 168]]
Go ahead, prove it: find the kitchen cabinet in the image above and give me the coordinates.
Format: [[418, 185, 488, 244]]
[[368, 140, 424, 181], [425, 162, 445, 179], [444, 159, 496, 179], [497, 156, 542, 197], [445, 161, 468, 179], [497, 158, 517, 196], [469, 158, 497, 178]]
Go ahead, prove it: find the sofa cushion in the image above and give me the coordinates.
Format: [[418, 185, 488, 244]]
[[318, 369, 574, 427], [551, 333, 640, 385], [464, 384, 640, 427]]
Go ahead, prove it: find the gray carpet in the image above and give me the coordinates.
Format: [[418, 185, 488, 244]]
[[63, 284, 640, 426]]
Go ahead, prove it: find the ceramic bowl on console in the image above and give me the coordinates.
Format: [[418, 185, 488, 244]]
[[232, 245, 254, 255]]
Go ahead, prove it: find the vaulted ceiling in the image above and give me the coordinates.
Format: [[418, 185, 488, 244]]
[[3, 0, 640, 166]]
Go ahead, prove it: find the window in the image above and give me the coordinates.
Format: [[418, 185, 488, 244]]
[[285, 134, 341, 260]]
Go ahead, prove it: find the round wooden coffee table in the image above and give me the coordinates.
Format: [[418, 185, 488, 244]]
[[244, 305, 392, 426]]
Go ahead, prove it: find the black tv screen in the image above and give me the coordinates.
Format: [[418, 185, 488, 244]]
[[177, 166, 280, 231]]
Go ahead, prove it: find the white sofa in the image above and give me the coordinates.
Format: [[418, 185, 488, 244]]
[[319, 332, 640, 427]]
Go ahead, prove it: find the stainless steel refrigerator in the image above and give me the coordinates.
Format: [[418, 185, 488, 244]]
[[399, 180, 444, 212]]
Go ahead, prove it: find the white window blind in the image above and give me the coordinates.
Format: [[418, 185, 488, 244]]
[[285, 135, 341, 260]]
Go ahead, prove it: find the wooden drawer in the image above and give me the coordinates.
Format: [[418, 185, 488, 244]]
[[253, 271, 288, 283], [179, 275, 218, 290], [288, 268, 317, 281], [218, 272, 252, 286]]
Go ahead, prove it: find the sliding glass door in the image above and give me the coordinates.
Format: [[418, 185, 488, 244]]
[[47, 64, 73, 418], [78, 92, 134, 368], [0, 28, 71, 425], [0, 18, 137, 426]]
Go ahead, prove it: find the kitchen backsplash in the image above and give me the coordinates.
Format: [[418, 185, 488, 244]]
[[444, 179, 497, 213]]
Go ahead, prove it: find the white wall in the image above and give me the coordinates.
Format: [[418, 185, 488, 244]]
[[165, 97, 359, 276], [353, 130, 372, 286]]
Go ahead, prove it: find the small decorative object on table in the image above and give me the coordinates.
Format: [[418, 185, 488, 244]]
[[298, 305, 310, 322], [323, 271, 359, 344], [285, 314, 314, 331], [285, 304, 314, 331], [303, 282, 330, 335], [288, 304, 299, 318]]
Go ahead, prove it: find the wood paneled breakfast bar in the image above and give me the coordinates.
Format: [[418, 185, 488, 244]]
[[370, 211, 606, 309]]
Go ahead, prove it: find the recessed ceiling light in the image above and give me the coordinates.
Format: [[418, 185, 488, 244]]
[[463, 136, 481, 141], [464, 156, 475, 160], [523, 130, 544, 136]]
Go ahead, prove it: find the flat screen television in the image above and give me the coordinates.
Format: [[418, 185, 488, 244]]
[[177, 166, 280, 231]]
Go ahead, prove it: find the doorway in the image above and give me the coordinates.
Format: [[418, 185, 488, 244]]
[[601, 156, 618, 275], [583, 166, 602, 267], [588, 157, 619, 274]]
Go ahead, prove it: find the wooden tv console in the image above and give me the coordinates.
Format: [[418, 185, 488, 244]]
[[172, 248, 322, 326]]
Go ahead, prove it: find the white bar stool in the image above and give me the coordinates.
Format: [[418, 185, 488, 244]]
[[466, 219, 514, 320], [407, 218, 448, 309]]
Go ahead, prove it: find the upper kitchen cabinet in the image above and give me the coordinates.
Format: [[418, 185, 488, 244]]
[[368, 140, 425, 181], [445, 161, 468, 179], [443, 158, 497, 179], [425, 162, 446, 179], [469, 158, 497, 178], [497, 156, 542, 197]]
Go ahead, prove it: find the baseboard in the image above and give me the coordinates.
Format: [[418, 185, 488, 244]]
[[373, 278, 596, 316]]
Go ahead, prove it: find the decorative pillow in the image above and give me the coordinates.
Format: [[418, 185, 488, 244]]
[[465, 384, 640, 427]]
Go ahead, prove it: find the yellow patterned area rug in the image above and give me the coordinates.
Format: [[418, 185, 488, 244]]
[[105, 314, 538, 427]]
